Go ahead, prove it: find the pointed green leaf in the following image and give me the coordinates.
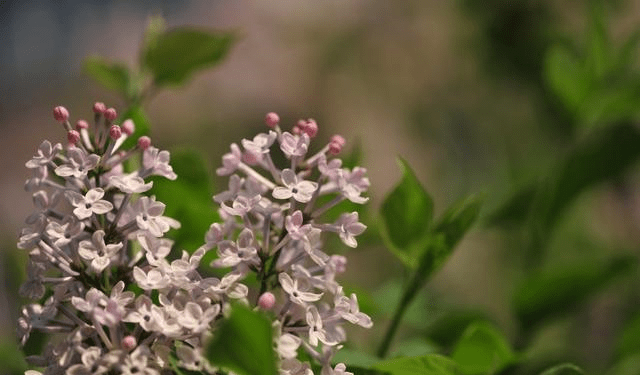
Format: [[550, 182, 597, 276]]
[[616, 312, 640, 358], [380, 158, 433, 266], [206, 304, 277, 375], [143, 27, 235, 86], [514, 255, 637, 328], [83, 56, 132, 98], [586, 1, 610, 79], [433, 193, 482, 255], [373, 354, 461, 375], [149, 148, 218, 252], [451, 321, 516, 375], [539, 363, 584, 375]]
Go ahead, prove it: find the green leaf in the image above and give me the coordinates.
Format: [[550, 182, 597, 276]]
[[119, 105, 151, 150], [333, 348, 381, 369], [544, 44, 590, 112], [425, 310, 491, 349], [539, 363, 585, 375], [433, 193, 482, 256], [0, 336, 27, 374], [607, 354, 640, 375], [616, 312, 640, 359], [205, 304, 277, 375], [586, 0, 610, 79], [143, 27, 235, 86], [373, 354, 462, 375], [149, 148, 218, 252], [380, 158, 433, 267], [451, 321, 516, 375], [83, 56, 131, 98], [513, 255, 637, 328]]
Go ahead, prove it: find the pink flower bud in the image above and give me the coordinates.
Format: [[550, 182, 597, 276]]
[[109, 125, 122, 140], [121, 119, 135, 136], [330, 134, 346, 147], [258, 292, 276, 310], [137, 136, 151, 150], [104, 108, 117, 121], [121, 335, 137, 351], [302, 119, 318, 138], [75, 120, 89, 130], [53, 106, 69, 123], [265, 112, 280, 128], [93, 102, 106, 114], [328, 141, 342, 155], [292, 125, 302, 135], [67, 130, 80, 145]]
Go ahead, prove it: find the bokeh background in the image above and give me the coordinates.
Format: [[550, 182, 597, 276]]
[[3, 1, 640, 374]]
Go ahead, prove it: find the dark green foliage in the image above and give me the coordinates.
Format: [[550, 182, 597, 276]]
[[149, 148, 218, 252], [143, 28, 235, 86], [206, 304, 277, 375], [513, 255, 637, 328], [83, 57, 132, 98], [539, 363, 585, 375], [372, 354, 462, 375]]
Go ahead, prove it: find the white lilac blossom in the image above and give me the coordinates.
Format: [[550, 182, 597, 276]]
[[208, 113, 372, 374], [18, 107, 371, 375], [17, 103, 229, 375]]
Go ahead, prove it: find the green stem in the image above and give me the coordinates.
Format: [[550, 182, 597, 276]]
[[376, 252, 434, 358]]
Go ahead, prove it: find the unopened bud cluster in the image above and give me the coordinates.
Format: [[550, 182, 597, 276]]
[[18, 106, 371, 375]]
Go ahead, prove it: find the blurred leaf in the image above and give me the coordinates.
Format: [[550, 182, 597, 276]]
[[586, 0, 610, 79], [539, 363, 585, 375], [490, 122, 640, 231], [83, 56, 132, 98], [544, 45, 590, 112], [513, 255, 636, 328], [540, 122, 640, 228], [143, 27, 235, 86], [206, 304, 277, 375], [606, 354, 640, 375], [485, 184, 537, 227], [578, 84, 640, 127], [0, 338, 27, 374], [616, 312, 640, 359], [333, 348, 381, 369], [616, 29, 640, 71], [451, 321, 516, 375], [119, 105, 151, 150], [380, 158, 433, 267], [372, 354, 461, 375], [140, 14, 166, 66], [390, 338, 439, 358], [373, 279, 432, 329], [433, 193, 482, 255], [425, 310, 491, 349], [150, 148, 218, 252]]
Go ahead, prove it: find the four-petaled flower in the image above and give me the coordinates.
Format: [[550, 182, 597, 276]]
[[273, 169, 317, 203], [66, 188, 113, 220]]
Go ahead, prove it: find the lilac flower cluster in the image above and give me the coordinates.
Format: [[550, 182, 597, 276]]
[[17, 104, 371, 375], [208, 113, 372, 374]]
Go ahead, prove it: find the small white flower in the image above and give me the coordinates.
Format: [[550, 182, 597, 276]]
[[55, 147, 100, 178], [77, 230, 123, 273], [279, 273, 323, 306], [142, 147, 177, 180], [67, 188, 113, 220], [280, 132, 309, 158], [25, 140, 62, 169], [109, 173, 153, 194], [273, 169, 317, 203]]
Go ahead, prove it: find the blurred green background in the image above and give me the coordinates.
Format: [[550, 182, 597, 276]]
[[3, 1, 640, 374]]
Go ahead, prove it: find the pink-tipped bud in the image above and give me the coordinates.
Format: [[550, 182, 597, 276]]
[[121, 335, 137, 351], [93, 102, 106, 114], [121, 119, 135, 136], [330, 134, 346, 147], [258, 292, 276, 310], [137, 136, 151, 150], [104, 108, 117, 121], [75, 120, 89, 130], [67, 130, 80, 145], [265, 112, 280, 128], [53, 106, 69, 123], [302, 119, 318, 138], [328, 141, 342, 155], [109, 125, 122, 140]]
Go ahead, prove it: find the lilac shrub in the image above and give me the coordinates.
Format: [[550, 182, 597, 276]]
[[17, 104, 371, 375]]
